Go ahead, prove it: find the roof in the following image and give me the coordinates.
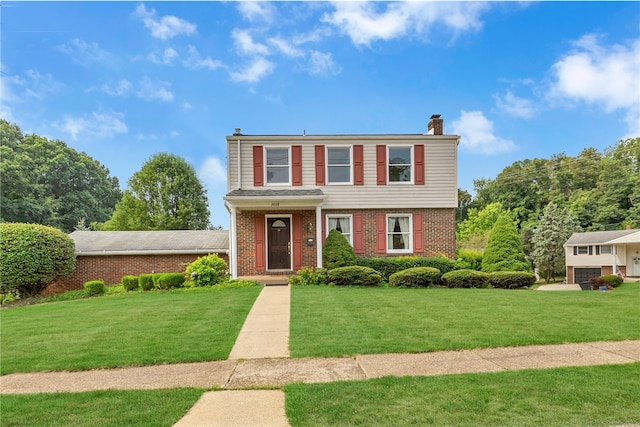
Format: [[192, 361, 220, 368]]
[[564, 229, 640, 246], [69, 230, 229, 255], [225, 189, 324, 198]]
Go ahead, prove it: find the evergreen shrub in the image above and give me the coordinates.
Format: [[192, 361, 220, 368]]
[[602, 274, 623, 288], [322, 229, 356, 270], [389, 267, 442, 287], [442, 270, 491, 288], [156, 273, 185, 289], [121, 275, 139, 291], [454, 250, 484, 271], [357, 256, 454, 281], [139, 274, 154, 291], [482, 214, 531, 273], [488, 271, 536, 289], [327, 266, 382, 287], [84, 280, 105, 296]]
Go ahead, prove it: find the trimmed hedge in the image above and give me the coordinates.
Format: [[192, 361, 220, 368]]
[[139, 274, 154, 291], [488, 271, 537, 289], [389, 267, 442, 287], [356, 256, 454, 281], [121, 275, 139, 291], [442, 270, 491, 288], [155, 273, 185, 290], [83, 280, 105, 296], [602, 274, 623, 288], [327, 266, 382, 287]]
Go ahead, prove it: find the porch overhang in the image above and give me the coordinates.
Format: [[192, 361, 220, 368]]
[[605, 231, 640, 245], [224, 189, 326, 210]]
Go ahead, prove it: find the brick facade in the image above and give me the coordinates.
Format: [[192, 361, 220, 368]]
[[60, 253, 229, 290]]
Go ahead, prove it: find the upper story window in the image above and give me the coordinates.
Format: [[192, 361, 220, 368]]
[[265, 147, 290, 185], [388, 146, 412, 183], [576, 246, 589, 255], [387, 214, 412, 253], [597, 245, 612, 255], [327, 215, 352, 245], [327, 147, 352, 184]]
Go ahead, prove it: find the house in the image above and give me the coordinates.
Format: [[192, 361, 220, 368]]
[[60, 230, 229, 290], [564, 228, 640, 284], [223, 115, 459, 278]]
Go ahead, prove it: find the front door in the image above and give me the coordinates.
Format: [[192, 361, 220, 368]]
[[268, 217, 291, 270]]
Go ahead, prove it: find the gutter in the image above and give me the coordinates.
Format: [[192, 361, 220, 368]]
[[75, 249, 229, 256]]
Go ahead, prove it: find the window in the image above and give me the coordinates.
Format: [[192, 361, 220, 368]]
[[387, 214, 412, 252], [388, 147, 412, 182], [600, 245, 612, 254], [577, 246, 589, 255], [327, 215, 352, 244], [265, 147, 290, 184], [327, 147, 351, 184]]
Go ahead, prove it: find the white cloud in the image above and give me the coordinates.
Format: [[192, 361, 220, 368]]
[[322, 2, 488, 47], [134, 4, 196, 40], [229, 57, 275, 83], [232, 29, 270, 56], [2, 69, 62, 102], [183, 45, 223, 70], [182, 102, 193, 110], [198, 156, 227, 188], [148, 47, 179, 65], [268, 36, 304, 58], [54, 111, 128, 141], [237, 2, 275, 24], [56, 38, 113, 66], [451, 110, 516, 155], [136, 77, 174, 102], [494, 90, 535, 119], [307, 51, 341, 76], [102, 79, 132, 97]]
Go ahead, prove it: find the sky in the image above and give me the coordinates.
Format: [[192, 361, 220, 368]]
[[2, 1, 639, 227]]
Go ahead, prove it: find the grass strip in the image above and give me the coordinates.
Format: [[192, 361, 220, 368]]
[[0, 388, 204, 427], [0, 286, 262, 374], [290, 284, 640, 357], [286, 363, 640, 426]]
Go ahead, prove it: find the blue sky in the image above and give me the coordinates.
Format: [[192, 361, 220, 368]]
[[2, 1, 639, 227]]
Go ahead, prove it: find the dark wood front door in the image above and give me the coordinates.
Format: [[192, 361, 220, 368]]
[[268, 217, 291, 270]]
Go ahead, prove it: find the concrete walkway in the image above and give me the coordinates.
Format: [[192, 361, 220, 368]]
[[537, 283, 581, 291]]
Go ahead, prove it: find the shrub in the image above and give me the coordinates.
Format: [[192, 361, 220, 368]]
[[156, 273, 186, 290], [217, 279, 261, 289], [152, 273, 163, 288], [389, 267, 442, 287], [322, 229, 357, 270], [454, 250, 484, 271], [488, 271, 536, 289], [327, 266, 382, 287], [589, 276, 607, 290], [357, 256, 454, 281], [185, 254, 228, 286], [0, 222, 76, 297], [442, 270, 491, 288], [139, 274, 154, 291], [602, 274, 623, 288], [121, 275, 139, 291], [83, 280, 105, 297], [289, 267, 328, 286], [482, 213, 531, 273]]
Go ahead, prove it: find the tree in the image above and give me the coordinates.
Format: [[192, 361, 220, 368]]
[[98, 153, 210, 230], [323, 229, 356, 270], [456, 188, 473, 222], [0, 223, 76, 297], [0, 119, 122, 232], [482, 213, 531, 273], [456, 202, 504, 251], [531, 202, 580, 282]]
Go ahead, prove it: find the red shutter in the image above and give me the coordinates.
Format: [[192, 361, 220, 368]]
[[376, 213, 386, 253], [354, 145, 364, 185], [376, 145, 386, 185], [415, 144, 424, 185], [253, 146, 264, 187], [292, 145, 302, 186], [353, 213, 364, 254], [321, 214, 326, 245], [413, 213, 424, 253], [315, 145, 325, 185], [293, 214, 303, 270], [254, 215, 265, 270]]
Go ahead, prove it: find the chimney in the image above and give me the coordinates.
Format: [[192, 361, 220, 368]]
[[233, 128, 242, 136], [427, 114, 443, 135]]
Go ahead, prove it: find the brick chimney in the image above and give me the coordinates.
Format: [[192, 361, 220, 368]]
[[427, 114, 443, 135]]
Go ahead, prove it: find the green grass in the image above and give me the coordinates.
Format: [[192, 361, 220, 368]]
[[0, 286, 262, 374], [285, 363, 640, 426], [0, 388, 205, 427], [290, 283, 640, 357]]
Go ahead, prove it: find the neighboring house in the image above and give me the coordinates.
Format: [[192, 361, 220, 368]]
[[564, 229, 640, 284], [61, 230, 229, 290], [223, 115, 459, 278]]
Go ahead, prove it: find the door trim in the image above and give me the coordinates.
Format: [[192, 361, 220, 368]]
[[266, 214, 292, 271]]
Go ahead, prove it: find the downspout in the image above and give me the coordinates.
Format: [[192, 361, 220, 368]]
[[237, 138, 241, 190], [225, 201, 238, 279], [613, 245, 618, 275], [316, 205, 322, 268]]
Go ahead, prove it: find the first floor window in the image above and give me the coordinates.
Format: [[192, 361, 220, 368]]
[[327, 215, 352, 245], [387, 214, 411, 252]]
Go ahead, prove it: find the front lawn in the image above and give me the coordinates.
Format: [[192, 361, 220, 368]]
[[0, 388, 204, 427], [290, 283, 640, 357], [0, 287, 262, 374], [286, 363, 640, 426]]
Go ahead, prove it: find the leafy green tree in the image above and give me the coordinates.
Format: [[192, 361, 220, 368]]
[[0, 223, 76, 297], [98, 153, 210, 230], [456, 202, 504, 251], [0, 119, 121, 232], [531, 202, 580, 282], [481, 213, 531, 273], [456, 188, 473, 222]]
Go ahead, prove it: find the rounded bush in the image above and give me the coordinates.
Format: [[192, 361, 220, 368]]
[[442, 269, 491, 288], [156, 273, 185, 290], [185, 254, 228, 286], [602, 274, 623, 288], [84, 280, 105, 297], [327, 266, 382, 287], [389, 267, 442, 287], [121, 275, 139, 291], [139, 274, 154, 291], [488, 271, 537, 289], [357, 256, 454, 281], [323, 229, 356, 270], [289, 267, 327, 286], [0, 222, 76, 297]]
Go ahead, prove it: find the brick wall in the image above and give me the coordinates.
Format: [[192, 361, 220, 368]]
[[60, 253, 229, 290]]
